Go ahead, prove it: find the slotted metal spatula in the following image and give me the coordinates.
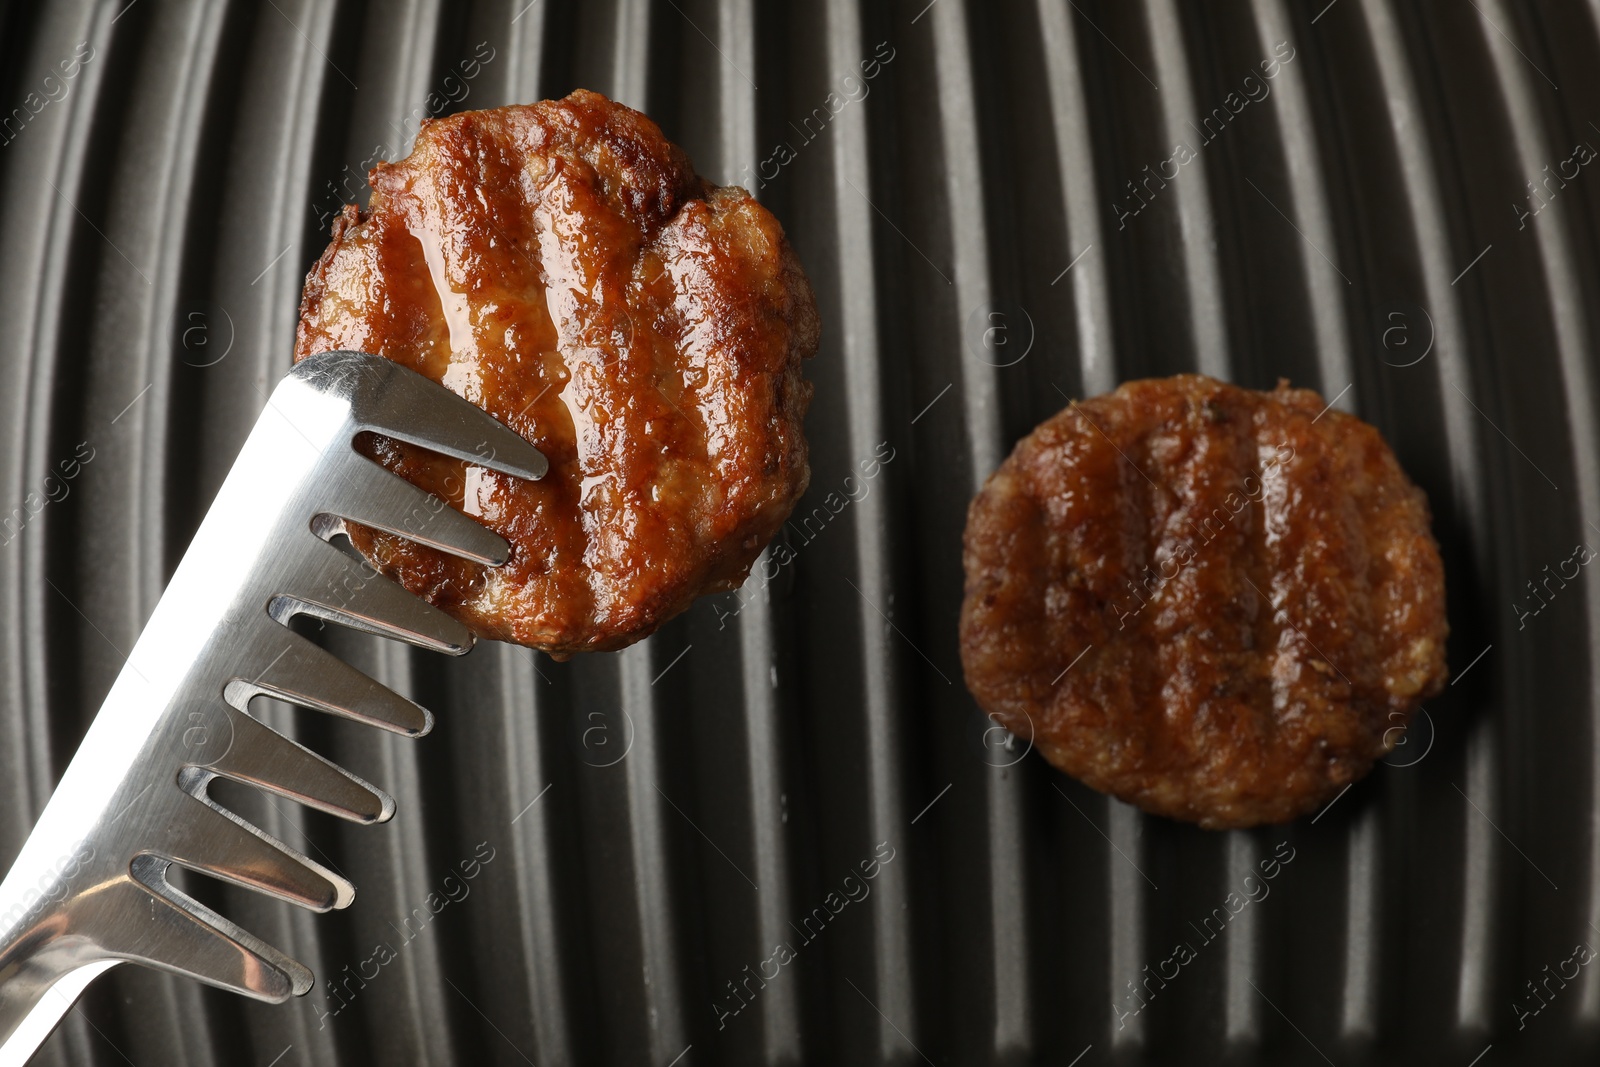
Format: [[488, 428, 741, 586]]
[[0, 350, 546, 1065]]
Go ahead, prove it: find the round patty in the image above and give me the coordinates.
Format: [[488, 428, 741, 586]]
[[295, 90, 818, 655], [960, 375, 1448, 828]]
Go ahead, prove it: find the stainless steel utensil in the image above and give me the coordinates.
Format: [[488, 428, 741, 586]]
[[0, 350, 545, 1066]]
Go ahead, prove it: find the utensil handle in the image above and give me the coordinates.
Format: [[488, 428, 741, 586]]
[[0, 829, 112, 1063], [0, 959, 118, 1067]]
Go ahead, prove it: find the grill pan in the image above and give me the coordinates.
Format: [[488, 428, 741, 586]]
[[2, 0, 1599, 1063]]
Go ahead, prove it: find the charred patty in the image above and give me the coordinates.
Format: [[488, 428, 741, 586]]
[[959, 375, 1448, 829], [295, 90, 818, 655]]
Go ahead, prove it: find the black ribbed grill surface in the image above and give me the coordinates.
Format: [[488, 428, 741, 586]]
[[2, 0, 1598, 1064]]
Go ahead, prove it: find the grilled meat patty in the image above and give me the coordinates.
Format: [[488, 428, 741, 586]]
[[959, 375, 1448, 829], [296, 90, 818, 655]]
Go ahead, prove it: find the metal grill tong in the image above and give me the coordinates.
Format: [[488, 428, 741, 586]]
[[0, 351, 547, 1065]]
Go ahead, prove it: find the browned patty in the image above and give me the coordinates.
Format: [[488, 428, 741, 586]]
[[960, 375, 1448, 829], [295, 90, 818, 656]]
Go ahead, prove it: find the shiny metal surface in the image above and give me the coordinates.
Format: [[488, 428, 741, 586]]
[[0, 351, 545, 1066], [5, 0, 1600, 1065]]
